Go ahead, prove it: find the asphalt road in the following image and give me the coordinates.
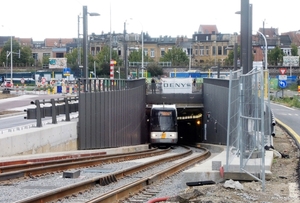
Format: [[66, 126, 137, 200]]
[[0, 93, 74, 112], [0, 93, 78, 131], [270, 102, 300, 137]]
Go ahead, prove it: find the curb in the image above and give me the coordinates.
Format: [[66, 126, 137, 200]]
[[275, 118, 300, 149]]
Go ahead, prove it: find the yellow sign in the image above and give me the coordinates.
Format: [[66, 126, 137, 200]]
[[161, 132, 166, 139]]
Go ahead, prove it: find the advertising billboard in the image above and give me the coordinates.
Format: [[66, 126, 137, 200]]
[[161, 78, 193, 93], [283, 56, 299, 66], [49, 58, 67, 69]]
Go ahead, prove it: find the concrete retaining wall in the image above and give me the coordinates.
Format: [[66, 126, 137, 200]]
[[0, 121, 78, 157]]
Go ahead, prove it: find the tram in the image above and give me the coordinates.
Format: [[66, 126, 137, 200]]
[[149, 104, 178, 146]]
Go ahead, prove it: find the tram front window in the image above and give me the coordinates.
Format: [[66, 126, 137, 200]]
[[151, 110, 176, 132]]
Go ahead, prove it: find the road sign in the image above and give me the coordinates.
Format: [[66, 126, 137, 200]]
[[41, 77, 46, 85], [278, 80, 287, 88], [21, 78, 25, 84], [278, 75, 287, 80], [279, 68, 287, 75]]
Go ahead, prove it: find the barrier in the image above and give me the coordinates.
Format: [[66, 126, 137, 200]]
[[73, 85, 77, 94], [57, 86, 62, 93], [16, 85, 19, 94]]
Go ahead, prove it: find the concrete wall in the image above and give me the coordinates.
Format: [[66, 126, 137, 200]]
[[0, 121, 78, 157]]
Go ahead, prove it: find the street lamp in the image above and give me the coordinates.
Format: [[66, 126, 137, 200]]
[[1, 25, 13, 84], [78, 14, 82, 76], [124, 19, 144, 78], [82, 5, 100, 90]]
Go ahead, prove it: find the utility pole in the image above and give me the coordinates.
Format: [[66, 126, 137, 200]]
[[77, 15, 82, 77], [109, 3, 112, 62], [124, 22, 128, 79]]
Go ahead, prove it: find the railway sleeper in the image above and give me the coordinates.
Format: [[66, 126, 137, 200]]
[[98, 175, 117, 186]]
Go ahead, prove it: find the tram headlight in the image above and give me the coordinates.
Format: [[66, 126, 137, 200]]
[[151, 133, 158, 138], [196, 120, 201, 125]]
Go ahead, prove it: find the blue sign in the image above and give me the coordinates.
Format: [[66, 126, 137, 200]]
[[63, 67, 71, 76], [278, 80, 287, 88]]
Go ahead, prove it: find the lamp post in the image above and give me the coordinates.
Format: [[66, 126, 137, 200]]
[[141, 29, 144, 77], [124, 19, 144, 78], [123, 21, 128, 79], [10, 36, 12, 84], [82, 5, 100, 90], [77, 14, 82, 77], [256, 30, 268, 100]]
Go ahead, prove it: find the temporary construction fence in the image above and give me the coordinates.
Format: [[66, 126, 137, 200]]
[[226, 68, 272, 191]]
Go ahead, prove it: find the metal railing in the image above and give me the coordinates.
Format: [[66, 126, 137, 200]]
[[24, 97, 78, 127]]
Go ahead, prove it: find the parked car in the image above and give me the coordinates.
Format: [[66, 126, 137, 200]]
[[1, 81, 13, 88]]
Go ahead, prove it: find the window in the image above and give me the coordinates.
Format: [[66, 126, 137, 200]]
[[195, 46, 198, 55], [161, 48, 165, 57], [150, 49, 155, 57], [223, 47, 227, 55], [206, 46, 209, 55], [56, 53, 64, 58], [144, 48, 148, 56], [32, 53, 38, 60], [200, 46, 204, 56], [218, 46, 222, 55], [212, 46, 216, 56]]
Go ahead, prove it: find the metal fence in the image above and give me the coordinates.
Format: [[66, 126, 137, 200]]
[[226, 68, 272, 190], [77, 78, 147, 150]]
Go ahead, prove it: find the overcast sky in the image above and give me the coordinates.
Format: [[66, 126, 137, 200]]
[[0, 0, 299, 41]]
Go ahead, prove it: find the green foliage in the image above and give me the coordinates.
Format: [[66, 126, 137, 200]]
[[128, 49, 151, 63], [146, 63, 163, 77], [268, 46, 284, 65], [94, 46, 121, 77], [271, 96, 300, 108], [291, 44, 299, 56], [65, 48, 82, 68], [224, 46, 240, 66], [0, 39, 34, 66], [160, 46, 189, 66], [42, 55, 50, 67]]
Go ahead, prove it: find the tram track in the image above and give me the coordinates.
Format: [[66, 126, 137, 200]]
[[0, 148, 169, 181], [11, 146, 210, 203]]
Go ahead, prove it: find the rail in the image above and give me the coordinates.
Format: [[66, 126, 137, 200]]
[[24, 96, 78, 127]]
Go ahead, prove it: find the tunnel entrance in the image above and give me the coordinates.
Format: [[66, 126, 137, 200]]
[[177, 107, 203, 144], [146, 105, 204, 145]]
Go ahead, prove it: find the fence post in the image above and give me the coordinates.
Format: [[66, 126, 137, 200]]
[[51, 99, 57, 124], [35, 100, 42, 127], [64, 98, 70, 121]]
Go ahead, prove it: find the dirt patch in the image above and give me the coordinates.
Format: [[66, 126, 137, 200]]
[[0, 92, 18, 100], [168, 126, 300, 203]]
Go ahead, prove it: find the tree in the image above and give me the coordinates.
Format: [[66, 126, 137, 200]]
[[65, 48, 82, 68], [291, 44, 298, 56], [224, 46, 241, 66], [268, 46, 284, 65], [42, 55, 50, 68], [0, 39, 33, 66], [128, 49, 151, 63], [160, 46, 189, 66], [146, 63, 163, 77], [94, 46, 121, 77]]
